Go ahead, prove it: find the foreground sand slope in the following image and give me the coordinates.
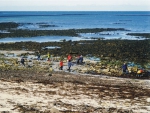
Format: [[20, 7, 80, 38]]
[[0, 71, 150, 113]]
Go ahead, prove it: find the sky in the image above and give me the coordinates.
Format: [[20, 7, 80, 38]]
[[1, 0, 150, 11]]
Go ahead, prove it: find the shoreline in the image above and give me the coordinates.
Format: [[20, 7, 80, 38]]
[[0, 49, 149, 78], [0, 12, 150, 112], [0, 39, 149, 68], [0, 69, 150, 112], [0, 22, 150, 41], [0, 50, 150, 112]]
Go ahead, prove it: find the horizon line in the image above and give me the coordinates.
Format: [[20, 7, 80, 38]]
[[0, 10, 150, 12]]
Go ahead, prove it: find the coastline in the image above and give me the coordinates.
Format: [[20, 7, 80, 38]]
[[0, 11, 150, 112], [0, 49, 150, 112]]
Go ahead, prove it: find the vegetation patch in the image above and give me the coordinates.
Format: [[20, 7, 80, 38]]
[[0, 39, 149, 66]]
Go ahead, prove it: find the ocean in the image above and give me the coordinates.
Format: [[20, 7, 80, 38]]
[[0, 11, 150, 42]]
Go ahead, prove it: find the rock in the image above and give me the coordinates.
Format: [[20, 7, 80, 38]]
[[50, 107, 60, 113], [147, 98, 150, 102], [45, 73, 52, 76]]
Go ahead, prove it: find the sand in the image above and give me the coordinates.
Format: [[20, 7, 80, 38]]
[[0, 50, 150, 113]]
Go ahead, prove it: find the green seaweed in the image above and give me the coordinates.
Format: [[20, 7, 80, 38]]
[[0, 40, 149, 66]]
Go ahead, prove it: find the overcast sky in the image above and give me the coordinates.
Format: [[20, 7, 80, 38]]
[[1, 0, 150, 11]]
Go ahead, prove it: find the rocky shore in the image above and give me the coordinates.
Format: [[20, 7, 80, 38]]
[[0, 50, 150, 113]]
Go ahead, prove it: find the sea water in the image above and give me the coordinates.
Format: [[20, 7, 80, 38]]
[[0, 11, 150, 42]]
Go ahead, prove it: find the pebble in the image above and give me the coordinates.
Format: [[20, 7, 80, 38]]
[[147, 98, 150, 102]]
